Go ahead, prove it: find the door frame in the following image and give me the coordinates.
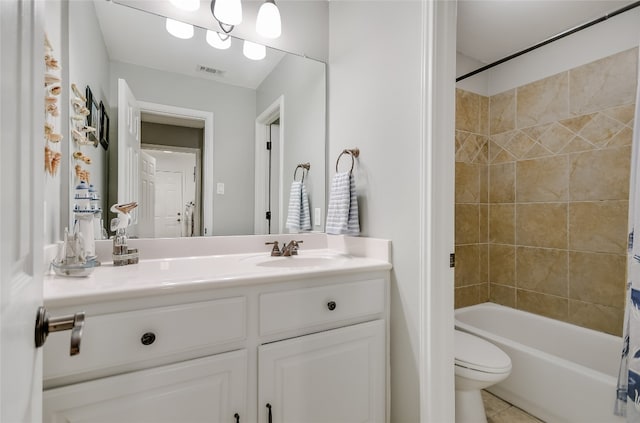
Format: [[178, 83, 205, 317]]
[[254, 96, 284, 234], [138, 101, 214, 236]]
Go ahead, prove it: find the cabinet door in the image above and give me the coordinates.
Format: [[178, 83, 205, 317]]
[[259, 320, 385, 423], [44, 350, 247, 423]]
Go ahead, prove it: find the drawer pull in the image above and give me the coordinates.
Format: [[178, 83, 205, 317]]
[[234, 412, 240, 423], [141, 332, 156, 345], [327, 301, 337, 311]]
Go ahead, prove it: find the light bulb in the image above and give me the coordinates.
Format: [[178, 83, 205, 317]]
[[169, 0, 200, 12], [243, 40, 266, 61], [206, 30, 231, 50], [212, 0, 242, 26], [165, 18, 194, 39], [256, 0, 281, 38]]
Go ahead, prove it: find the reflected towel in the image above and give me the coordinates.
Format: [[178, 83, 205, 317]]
[[325, 172, 359, 235], [286, 181, 311, 233]]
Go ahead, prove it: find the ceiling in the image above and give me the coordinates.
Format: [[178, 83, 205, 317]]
[[457, 0, 637, 64], [94, 1, 286, 89]]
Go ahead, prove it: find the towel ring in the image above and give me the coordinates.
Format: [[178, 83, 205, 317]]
[[335, 148, 360, 173], [294, 163, 310, 182]]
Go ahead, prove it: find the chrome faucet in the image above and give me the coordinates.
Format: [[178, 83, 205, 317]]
[[282, 240, 303, 256]]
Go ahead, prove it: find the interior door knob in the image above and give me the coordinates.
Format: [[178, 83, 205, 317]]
[[35, 306, 85, 356]]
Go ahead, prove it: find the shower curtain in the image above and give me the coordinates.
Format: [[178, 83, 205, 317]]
[[616, 45, 640, 421]]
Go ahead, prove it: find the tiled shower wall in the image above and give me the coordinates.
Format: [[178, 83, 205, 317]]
[[454, 47, 638, 336]]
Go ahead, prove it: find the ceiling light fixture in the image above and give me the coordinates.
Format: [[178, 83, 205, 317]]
[[169, 0, 200, 12], [256, 0, 281, 39], [210, 0, 242, 34], [206, 30, 231, 50], [243, 40, 266, 61], [165, 18, 194, 39]]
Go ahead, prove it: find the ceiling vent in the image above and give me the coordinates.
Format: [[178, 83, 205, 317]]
[[196, 64, 225, 77]]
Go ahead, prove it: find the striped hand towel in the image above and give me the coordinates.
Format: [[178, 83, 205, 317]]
[[285, 181, 311, 232], [325, 172, 360, 235]]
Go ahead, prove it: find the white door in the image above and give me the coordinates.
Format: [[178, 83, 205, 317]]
[[117, 79, 141, 235], [270, 123, 281, 234], [0, 0, 45, 421], [43, 350, 248, 423], [138, 151, 156, 238], [258, 320, 385, 423], [154, 171, 184, 238]]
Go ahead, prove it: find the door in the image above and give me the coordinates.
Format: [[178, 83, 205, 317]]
[[268, 123, 281, 234], [138, 151, 156, 238], [0, 0, 45, 421], [43, 350, 248, 423], [154, 171, 184, 238], [258, 320, 385, 423], [117, 79, 141, 235]]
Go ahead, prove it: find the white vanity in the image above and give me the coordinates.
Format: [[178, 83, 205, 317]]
[[42, 234, 391, 423]]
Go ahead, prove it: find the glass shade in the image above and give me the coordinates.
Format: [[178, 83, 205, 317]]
[[212, 0, 242, 26], [206, 30, 231, 50], [169, 0, 200, 12], [256, 0, 281, 39], [165, 18, 194, 39], [243, 40, 266, 60]]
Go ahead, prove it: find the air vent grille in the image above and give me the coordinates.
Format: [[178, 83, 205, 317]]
[[196, 64, 225, 76]]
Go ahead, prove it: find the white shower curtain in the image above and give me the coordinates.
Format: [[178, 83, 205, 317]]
[[616, 45, 640, 421]]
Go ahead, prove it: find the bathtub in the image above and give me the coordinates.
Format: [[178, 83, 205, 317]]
[[455, 303, 624, 423]]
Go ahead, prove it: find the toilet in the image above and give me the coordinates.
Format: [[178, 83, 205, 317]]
[[454, 330, 512, 423]]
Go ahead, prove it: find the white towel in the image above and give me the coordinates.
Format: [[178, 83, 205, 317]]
[[285, 181, 311, 233], [326, 172, 360, 235]]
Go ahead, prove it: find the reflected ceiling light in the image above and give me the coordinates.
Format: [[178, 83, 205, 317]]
[[243, 40, 266, 60], [211, 0, 242, 33], [169, 0, 200, 12], [256, 0, 281, 39], [206, 30, 231, 50], [165, 18, 194, 39]]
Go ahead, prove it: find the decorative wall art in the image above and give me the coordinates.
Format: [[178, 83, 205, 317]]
[[99, 101, 109, 150]]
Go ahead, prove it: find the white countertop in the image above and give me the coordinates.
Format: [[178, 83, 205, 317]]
[[44, 236, 392, 309]]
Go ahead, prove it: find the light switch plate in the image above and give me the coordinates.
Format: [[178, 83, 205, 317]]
[[314, 207, 322, 226], [217, 183, 225, 195]]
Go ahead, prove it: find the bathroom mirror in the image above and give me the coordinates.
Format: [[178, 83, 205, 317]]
[[68, 0, 326, 238]]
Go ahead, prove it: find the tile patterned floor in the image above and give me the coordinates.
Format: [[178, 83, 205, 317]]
[[482, 390, 544, 423]]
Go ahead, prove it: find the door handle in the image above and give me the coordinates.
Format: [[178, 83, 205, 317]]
[[34, 306, 85, 356]]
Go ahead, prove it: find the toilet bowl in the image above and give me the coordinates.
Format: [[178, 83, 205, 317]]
[[454, 329, 511, 423]]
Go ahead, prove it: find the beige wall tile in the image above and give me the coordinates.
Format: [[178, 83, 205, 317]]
[[455, 245, 480, 287], [559, 136, 596, 154], [479, 164, 488, 203], [569, 47, 639, 115], [516, 203, 567, 249], [490, 284, 516, 307], [568, 201, 628, 254], [569, 300, 624, 336], [479, 205, 489, 243], [516, 247, 568, 297], [505, 131, 536, 159], [456, 204, 479, 245], [516, 155, 569, 202], [456, 89, 481, 132], [602, 103, 636, 126], [490, 89, 516, 135], [480, 244, 489, 283], [578, 113, 625, 148], [455, 285, 486, 309], [559, 114, 595, 134], [569, 251, 626, 308], [479, 95, 489, 135], [489, 204, 515, 244], [517, 290, 568, 321], [569, 147, 631, 201], [517, 72, 569, 128], [455, 163, 480, 203], [489, 244, 515, 286], [537, 122, 574, 153], [489, 162, 515, 203], [608, 126, 634, 148]]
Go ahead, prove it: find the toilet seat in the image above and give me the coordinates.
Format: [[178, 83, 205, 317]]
[[455, 330, 511, 374]]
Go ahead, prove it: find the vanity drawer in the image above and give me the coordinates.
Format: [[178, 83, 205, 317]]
[[44, 296, 246, 380], [259, 279, 385, 336]]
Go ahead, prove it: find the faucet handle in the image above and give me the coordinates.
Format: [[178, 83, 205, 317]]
[[291, 240, 303, 255], [265, 241, 281, 256]]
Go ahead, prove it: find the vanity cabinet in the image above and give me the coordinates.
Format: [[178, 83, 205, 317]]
[[43, 270, 390, 423]]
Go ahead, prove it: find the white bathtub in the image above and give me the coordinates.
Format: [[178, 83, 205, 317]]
[[455, 302, 624, 423]]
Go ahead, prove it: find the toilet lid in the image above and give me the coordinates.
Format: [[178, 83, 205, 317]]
[[454, 330, 511, 373]]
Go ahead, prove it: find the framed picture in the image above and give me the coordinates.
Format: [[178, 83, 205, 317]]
[[85, 86, 100, 147], [99, 101, 109, 150]]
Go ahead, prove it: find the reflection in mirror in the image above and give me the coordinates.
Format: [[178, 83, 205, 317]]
[[67, 0, 326, 239]]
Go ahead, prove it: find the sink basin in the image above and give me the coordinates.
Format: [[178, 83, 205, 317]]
[[256, 257, 337, 268]]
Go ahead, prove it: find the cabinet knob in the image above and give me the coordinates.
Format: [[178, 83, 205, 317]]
[[141, 332, 156, 345], [34, 306, 85, 356], [327, 301, 337, 311]]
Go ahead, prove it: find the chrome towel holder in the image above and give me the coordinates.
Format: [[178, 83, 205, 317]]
[[294, 162, 310, 182], [335, 148, 360, 173]]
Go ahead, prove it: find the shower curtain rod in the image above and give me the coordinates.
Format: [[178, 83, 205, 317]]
[[456, 1, 640, 82]]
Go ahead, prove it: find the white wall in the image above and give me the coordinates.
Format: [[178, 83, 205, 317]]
[[110, 61, 256, 235], [329, 1, 424, 421], [257, 54, 326, 231], [484, 7, 640, 95], [456, 52, 488, 96]]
